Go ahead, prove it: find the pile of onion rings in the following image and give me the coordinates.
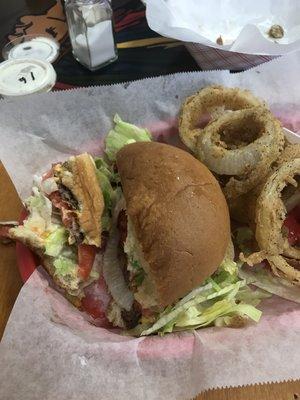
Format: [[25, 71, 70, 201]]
[[179, 86, 285, 200], [179, 85, 300, 286], [244, 156, 300, 285]]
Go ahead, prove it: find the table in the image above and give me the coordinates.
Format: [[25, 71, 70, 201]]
[[0, 0, 198, 87], [0, 1, 299, 399]]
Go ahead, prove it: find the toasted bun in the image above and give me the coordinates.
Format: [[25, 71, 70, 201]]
[[116, 142, 230, 307], [59, 153, 104, 247]]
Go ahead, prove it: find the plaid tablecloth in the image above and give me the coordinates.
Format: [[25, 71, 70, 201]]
[[185, 43, 277, 71], [0, 0, 198, 87]]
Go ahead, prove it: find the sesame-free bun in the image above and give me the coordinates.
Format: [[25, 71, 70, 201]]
[[116, 142, 230, 307], [58, 153, 104, 247]]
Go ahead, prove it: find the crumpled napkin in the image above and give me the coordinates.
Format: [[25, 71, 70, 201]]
[[146, 0, 300, 55]]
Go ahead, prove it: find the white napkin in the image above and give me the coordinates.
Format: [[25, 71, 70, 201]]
[[146, 0, 300, 55]]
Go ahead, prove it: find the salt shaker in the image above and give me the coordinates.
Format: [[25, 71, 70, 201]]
[[65, 0, 118, 71]]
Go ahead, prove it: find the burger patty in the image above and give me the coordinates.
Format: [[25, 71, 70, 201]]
[[117, 209, 128, 246], [100, 230, 109, 252], [58, 184, 79, 209], [117, 210, 130, 284], [49, 186, 83, 244], [116, 210, 142, 328], [121, 301, 142, 329]]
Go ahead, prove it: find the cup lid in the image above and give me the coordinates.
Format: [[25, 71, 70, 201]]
[[3, 35, 60, 63], [0, 58, 57, 97]]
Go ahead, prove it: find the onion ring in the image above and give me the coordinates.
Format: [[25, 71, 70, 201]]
[[196, 107, 282, 175], [242, 252, 300, 286], [230, 145, 300, 223], [178, 85, 265, 151], [255, 158, 300, 259], [273, 144, 300, 168], [241, 148, 300, 285], [197, 107, 284, 199], [267, 255, 300, 285]]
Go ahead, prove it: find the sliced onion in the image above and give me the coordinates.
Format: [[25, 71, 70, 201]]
[[103, 225, 134, 311], [41, 177, 58, 195]]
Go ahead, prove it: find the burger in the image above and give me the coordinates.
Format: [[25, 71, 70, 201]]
[[100, 117, 263, 334], [104, 141, 231, 333], [1, 115, 263, 335]]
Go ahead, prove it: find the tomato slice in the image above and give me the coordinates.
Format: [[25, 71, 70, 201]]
[[78, 244, 98, 280], [81, 276, 112, 326], [283, 205, 300, 246], [42, 169, 53, 181], [48, 191, 77, 231], [42, 164, 58, 181]]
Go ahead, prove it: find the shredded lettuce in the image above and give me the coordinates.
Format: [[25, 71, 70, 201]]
[[123, 219, 147, 288], [96, 170, 114, 231], [105, 114, 152, 161], [9, 186, 63, 250], [95, 115, 152, 228], [141, 280, 262, 336], [142, 281, 240, 335], [24, 186, 53, 234], [94, 157, 119, 184], [235, 285, 270, 306], [219, 258, 237, 276], [94, 158, 119, 231], [176, 300, 262, 328], [140, 259, 266, 336], [45, 227, 68, 257], [133, 268, 145, 286], [96, 170, 114, 209], [54, 245, 101, 292], [53, 255, 78, 278]]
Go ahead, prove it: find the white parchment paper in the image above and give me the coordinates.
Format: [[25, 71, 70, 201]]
[[1, 52, 300, 399], [146, 0, 300, 55]]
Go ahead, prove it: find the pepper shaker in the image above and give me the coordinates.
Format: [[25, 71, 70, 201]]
[[65, 0, 118, 71]]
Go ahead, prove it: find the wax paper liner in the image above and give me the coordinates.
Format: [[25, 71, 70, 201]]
[[146, 0, 300, 70], [1, 52, 300, 399]]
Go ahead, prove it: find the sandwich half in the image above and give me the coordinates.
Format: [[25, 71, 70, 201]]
[[3, 153, 107, 298], [100, 138, 264, 335]]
